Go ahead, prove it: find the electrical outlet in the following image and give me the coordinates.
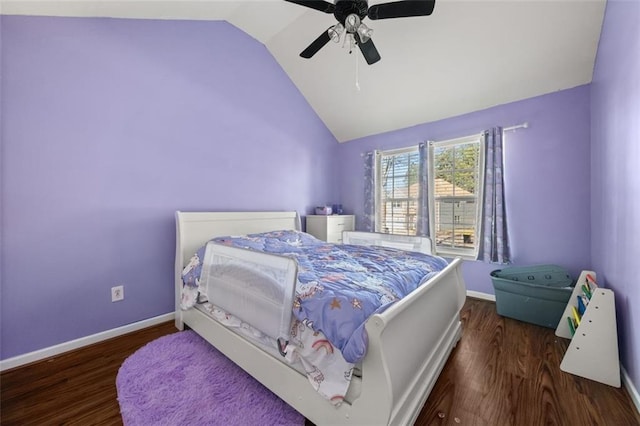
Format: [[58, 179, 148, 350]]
[[111, 285, 124, 302]]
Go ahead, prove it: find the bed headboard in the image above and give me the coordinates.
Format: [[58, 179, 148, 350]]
[[175, 211, 301, 266]]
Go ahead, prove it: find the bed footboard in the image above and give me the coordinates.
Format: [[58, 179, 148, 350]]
[[357, 257, 466, 425]]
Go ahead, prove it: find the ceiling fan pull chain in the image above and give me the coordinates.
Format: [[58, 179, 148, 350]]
[[355, 48, 361, 91]]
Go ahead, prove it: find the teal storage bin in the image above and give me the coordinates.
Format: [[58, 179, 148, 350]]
[[490, 264, 574, 328]]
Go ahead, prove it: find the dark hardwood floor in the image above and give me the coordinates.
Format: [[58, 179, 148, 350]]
[[0, 321, 176, 425], [2, 299, 639, 425], [417, 298, 640, 426]]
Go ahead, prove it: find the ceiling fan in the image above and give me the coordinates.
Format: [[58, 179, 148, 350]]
[[284, 0, 436, 65]]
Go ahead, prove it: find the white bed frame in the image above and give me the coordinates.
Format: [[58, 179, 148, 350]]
[[175, 211, 466, 426]]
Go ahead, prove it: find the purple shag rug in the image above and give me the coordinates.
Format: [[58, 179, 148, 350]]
[[116, 330, 305, 426]]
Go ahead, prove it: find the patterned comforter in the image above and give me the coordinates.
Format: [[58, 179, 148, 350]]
[[182, 230, 448, 363]]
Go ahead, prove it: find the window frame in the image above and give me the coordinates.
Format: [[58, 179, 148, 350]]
[[427, 133, 485, 259]]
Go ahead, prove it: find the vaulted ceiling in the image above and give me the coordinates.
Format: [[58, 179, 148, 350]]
[[1, 0, 606, 142]]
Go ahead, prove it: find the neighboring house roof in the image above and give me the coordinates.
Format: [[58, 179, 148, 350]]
[[385, 180, 474, 200], [431, 179, 474, 198]]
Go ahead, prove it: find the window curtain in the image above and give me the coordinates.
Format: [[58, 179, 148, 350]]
[[479, 127, 510, 263], [416, 143, 430, 237], [363, 151, 378, 232]]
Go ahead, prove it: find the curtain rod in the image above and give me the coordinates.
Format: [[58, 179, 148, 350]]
[[503, 122, 529, 132], [360, 122, 530, 156]]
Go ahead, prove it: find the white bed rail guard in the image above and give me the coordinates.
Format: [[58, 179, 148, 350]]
[[342, 231, 433, 255], [201, 243, 298, 345]]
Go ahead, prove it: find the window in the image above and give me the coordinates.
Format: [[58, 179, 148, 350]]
[[376, 147, 419, 236], [428, 134, 485, 258], [373, 135, 485, 257]]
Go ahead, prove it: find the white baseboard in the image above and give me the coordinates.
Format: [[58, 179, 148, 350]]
[[467, 290, 496, 301], [0, 312, 175, 372], [622, 366, 640, 416]]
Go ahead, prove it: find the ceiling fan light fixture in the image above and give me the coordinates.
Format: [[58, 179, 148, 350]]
[[356, 23, 373, 43], [328, 23, 345, 43], [345, 13, 361, 33]]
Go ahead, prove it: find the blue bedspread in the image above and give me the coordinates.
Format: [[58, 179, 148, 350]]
[[182, 230, 448, 363]]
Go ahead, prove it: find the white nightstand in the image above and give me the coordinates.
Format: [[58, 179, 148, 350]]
[[306, 215, 355, 243]]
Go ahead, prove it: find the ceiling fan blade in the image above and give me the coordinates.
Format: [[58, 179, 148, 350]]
[[367, 0, 436, 20], [358, 38, 381, 65], [284, 0, 336, 13], [300, 28, 333, 58]]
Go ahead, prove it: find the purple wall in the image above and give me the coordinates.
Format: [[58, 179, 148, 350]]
[[0, 16, 339, 360], [337, 86, 592, 294], [2, 8, 636, 397], [590, 0, 640, 392]]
